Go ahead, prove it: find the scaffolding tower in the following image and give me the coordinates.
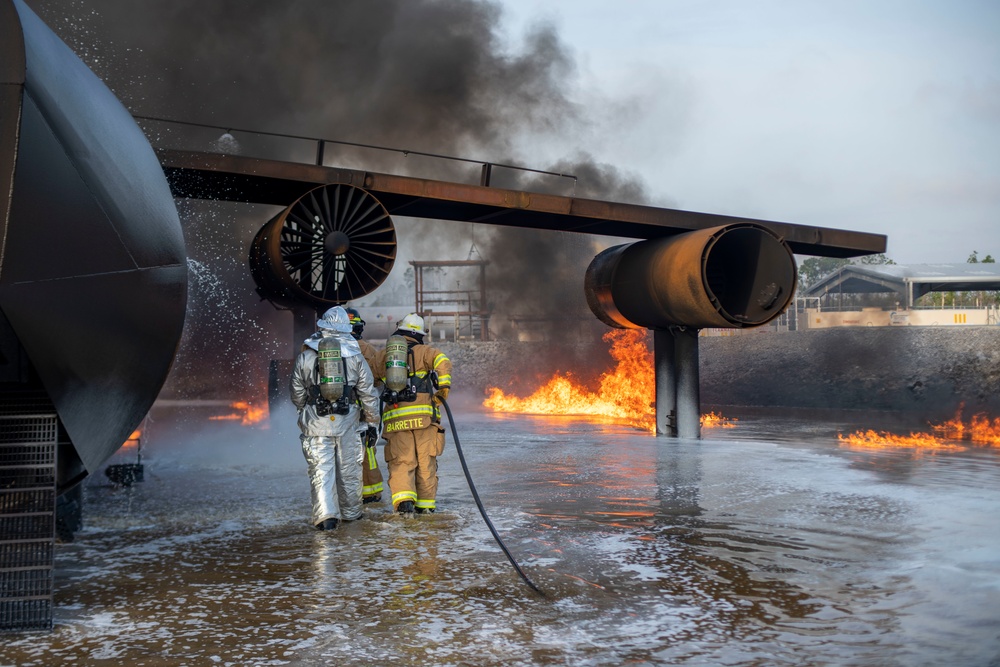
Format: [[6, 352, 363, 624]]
[[412, 260, 490, 341]]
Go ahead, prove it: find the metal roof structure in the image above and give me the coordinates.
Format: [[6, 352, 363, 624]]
[[802, 263, 1000, 307]]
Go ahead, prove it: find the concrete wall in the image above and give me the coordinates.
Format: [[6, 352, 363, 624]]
[[442, 326, 1000, 420], [801, 307, 997, 329], [699, 326, 1000, 419]]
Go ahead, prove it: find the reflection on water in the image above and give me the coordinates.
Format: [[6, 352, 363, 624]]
[[3, 403, 1000, 666]]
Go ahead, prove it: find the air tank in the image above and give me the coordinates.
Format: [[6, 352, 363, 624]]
[[317, 337, 345, 401], [383, 335, 409, 392]]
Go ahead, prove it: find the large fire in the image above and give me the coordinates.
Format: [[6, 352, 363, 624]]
[[969, 413, 1000, 446], [483, 330, 735, 432], [210, 401, 269, 426], [930, 410, 1000, 447], [838, 406, 1000, 452]]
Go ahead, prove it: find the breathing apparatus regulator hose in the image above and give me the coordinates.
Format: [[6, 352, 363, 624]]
[[439, 398, 545, 597]]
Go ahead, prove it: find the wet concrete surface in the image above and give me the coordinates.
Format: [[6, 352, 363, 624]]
[[3, 396, 1000, 666]]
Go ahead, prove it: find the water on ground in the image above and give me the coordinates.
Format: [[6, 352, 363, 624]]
[[3, 397, 999, 666]]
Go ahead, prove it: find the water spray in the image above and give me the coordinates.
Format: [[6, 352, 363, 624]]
[[439, 398, 544, 597]]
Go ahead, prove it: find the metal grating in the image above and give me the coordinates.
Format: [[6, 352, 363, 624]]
[[0, 412, 57, 633]]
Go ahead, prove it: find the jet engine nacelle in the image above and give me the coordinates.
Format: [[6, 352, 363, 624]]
[[249, 183, 396, 309], [585, 222, 797, 330]]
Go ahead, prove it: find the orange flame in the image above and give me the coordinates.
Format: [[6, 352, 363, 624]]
[[929, 413, 965, 440], [483, 330, 733, 431], [836, 430, 962, 452], [210, 401, 269, 426], [701, 411, 737, 429], [839, 406, 1000, 452], [121, 429, 141, 448], [969, 413, 1000, 446]]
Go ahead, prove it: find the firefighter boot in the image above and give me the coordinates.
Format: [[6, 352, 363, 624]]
[[397, 501, 415, 514]]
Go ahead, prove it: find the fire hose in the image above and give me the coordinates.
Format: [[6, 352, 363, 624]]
[[439, 398, 545, 597]]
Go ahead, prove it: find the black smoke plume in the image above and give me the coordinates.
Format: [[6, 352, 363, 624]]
[[33, 0, 657, 396]]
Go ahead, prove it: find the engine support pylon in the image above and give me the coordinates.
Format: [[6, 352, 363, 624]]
[[654, 328, 701, 439]]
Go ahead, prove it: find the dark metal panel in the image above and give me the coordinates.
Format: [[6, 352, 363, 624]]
[[158, 148, 886, 259], [17, 0, 185, 270], [0, 265, 187, 473], [4, 94, 139, 282]]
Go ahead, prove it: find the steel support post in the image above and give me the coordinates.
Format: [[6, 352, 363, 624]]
[[675, 328, 701, 439], [654, 328, 677, 437]]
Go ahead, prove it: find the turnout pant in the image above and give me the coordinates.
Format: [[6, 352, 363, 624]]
[[384, 425, 445, 511], [361, 433, 384, 499]]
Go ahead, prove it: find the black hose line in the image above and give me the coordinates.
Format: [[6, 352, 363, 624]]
[[439, 398, 545, 597]]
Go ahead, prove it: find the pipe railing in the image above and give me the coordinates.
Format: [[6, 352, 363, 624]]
[[133, 114, 578, 189]]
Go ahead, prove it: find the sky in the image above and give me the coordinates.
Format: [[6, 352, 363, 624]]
[[494, 0, 1000, 264]]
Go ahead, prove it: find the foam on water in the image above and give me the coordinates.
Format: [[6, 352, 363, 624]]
[[3, 407, 999, 666]]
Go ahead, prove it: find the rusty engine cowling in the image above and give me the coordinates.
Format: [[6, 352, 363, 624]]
[[585, 223, 797, 330], [249, 184, 396, 309], [1, 0, 187, 491]]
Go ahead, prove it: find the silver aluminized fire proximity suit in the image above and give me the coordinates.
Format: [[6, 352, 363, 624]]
[[291, 308, 380, 529]]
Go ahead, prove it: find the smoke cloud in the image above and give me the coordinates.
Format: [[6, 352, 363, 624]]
[[33, 0, 658, 396]]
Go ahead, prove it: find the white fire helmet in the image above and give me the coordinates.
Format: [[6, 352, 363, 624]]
[[398, 313, 427, 336]]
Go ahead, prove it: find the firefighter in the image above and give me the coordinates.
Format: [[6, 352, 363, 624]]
[[290, 306, 380, 530], [374, 313, 451, 514], [345, 306, 384, 504]]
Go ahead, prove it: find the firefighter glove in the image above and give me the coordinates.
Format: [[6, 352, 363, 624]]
[[432, 387, 450, 406], [366, 425, 378, 447]]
